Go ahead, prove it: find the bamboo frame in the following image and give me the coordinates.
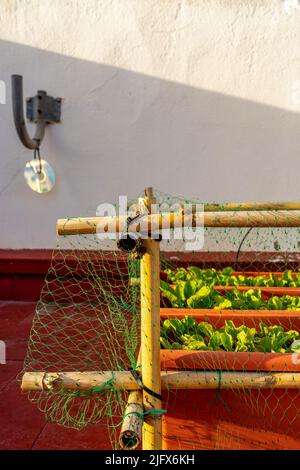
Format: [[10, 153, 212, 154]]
[[57, 209, 300, 236], [21, 371, 300, 391], [140, 188, 162, 450], [48, 190, 300, 451]]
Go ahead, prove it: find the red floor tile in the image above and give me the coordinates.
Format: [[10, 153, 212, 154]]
[[0, 301, 35, 339], [0, 300, 36, 318], [32, 422, 111, 450], [5, 338, 29, 361], [0, 302, 35, 363], [0, 360, 22, 391], [0, 380, 46, 449]]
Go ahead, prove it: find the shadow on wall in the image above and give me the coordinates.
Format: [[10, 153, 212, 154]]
[[0, 40, 299, 247]]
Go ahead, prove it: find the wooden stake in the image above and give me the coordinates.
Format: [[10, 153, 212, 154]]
[[57, 209, 300, 236], [140, 188, 162, 450], [21, 371, 300, 391]]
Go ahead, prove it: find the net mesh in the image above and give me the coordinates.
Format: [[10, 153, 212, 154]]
[[21, 190, 300, 450]]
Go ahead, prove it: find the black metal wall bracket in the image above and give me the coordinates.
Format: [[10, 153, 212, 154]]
[[11, 74, 62, 150]]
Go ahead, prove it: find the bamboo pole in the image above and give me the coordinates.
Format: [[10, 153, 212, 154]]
[[21, 371, 134, 392], [128, 201, 300, 212], [21, 371, 300, 392], [57, 209, 300, 236], [204, 202, 300, 212], [119, 350, 143, 450], [119, 391, 143, 450], [140, 187, 162, 450], [202, 210, 300, 228]]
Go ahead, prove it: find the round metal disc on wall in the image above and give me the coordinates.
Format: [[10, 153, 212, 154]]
[[24, 159, 55, 193]]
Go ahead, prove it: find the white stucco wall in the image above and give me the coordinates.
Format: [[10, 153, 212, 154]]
[[0, 0, 300, 248]]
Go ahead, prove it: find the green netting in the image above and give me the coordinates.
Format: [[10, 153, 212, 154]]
[[21, 190, 300, 450]]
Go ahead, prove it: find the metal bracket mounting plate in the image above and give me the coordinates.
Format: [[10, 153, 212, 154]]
[[26, 91, 61, 124]]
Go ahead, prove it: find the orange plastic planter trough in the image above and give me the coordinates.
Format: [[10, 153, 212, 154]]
[[160, 308, 300, 450]]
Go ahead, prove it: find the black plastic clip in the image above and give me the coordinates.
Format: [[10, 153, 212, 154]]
[[129, 368, 162, 401]]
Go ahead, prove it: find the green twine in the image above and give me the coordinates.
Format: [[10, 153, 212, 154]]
[[90, 373, 115, 395], [122, 408, 167, 423], [64, 372, 115, 399], [111, 296, 136, 313], [59, 372, 116, 428], [210, 370, 232, 413]]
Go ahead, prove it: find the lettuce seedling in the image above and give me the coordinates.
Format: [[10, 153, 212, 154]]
[[160, 317, 300, 353]]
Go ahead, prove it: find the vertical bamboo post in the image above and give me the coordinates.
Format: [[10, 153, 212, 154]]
[[140, 187, 162, 450]]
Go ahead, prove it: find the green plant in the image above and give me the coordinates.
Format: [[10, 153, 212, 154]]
[[160, 317, 300, 353], [164, 267, 300, 288], [160, 279, 300, 310]]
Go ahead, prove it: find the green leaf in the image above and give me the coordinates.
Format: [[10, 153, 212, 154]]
[[271, 329, 299, 351], [197, 322, 214, 339], [160, 337, 172, 349], [259, 322, 269, 337], [181, 333, 193, 343], [183, 280, 198, 299], [236, 328, 255, 352], [160, 280, 180, 306], [187, 266, 203, 280], [268, 296, 282, 311], [182, 315, 197, 332], [173, 268, 189, 282], [290, 340, 300, 353], [235, 343, 249, 352], [208, 331, 223, 350], [220, 331, 233, 351], [163, 318, 185, 338], [255, 336, 273, 352], [186, 286, 211, 309], [283, 270, 294, 283], [222, 267, 234, 276], [213, 298, 232, 310], [174, 281, 186, 304], [171, 342, 183, 350], [189, 334, 205, 343], [185, 340, 208, 350]]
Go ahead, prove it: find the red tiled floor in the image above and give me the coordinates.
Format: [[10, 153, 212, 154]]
[[5, 338, 30, 361], [0, 301, 111, 450], [0, 301, 35, 339], [0, 380, 46, 450], [0, 360, 22, 391], [32, 422, 112, 450]]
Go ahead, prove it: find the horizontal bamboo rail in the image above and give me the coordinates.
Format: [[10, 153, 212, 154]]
[[127, 202, 300, 212], [57, 210, 300, 236], [204, 202, 300, 212], [21, 371, 300, 392]]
